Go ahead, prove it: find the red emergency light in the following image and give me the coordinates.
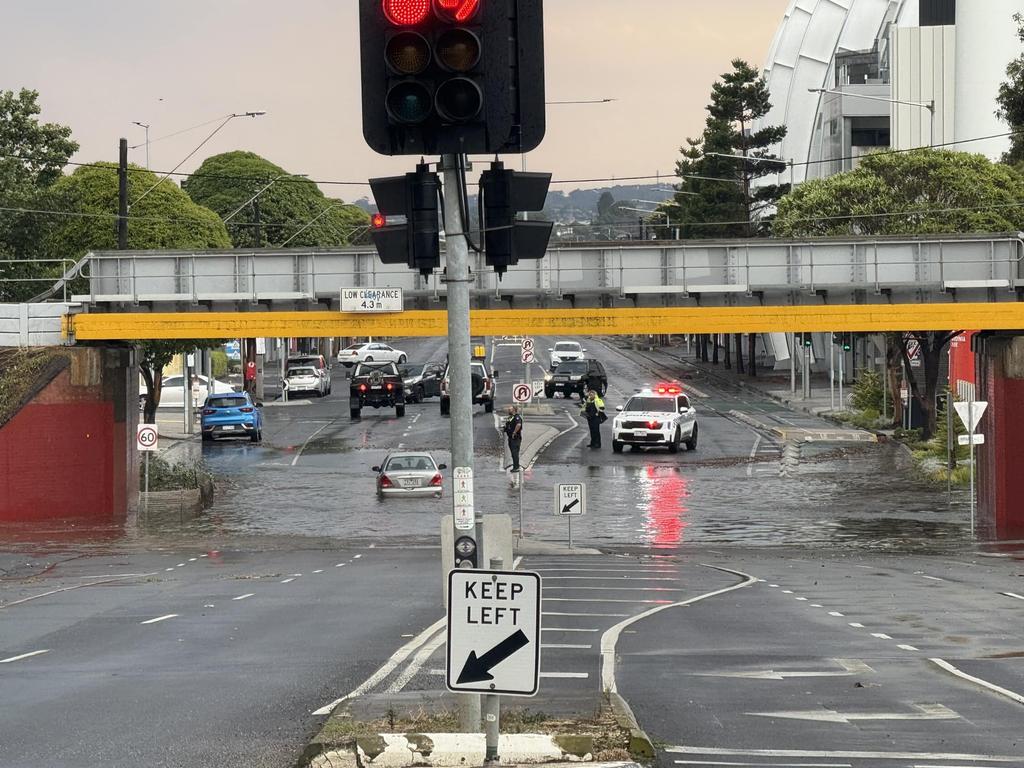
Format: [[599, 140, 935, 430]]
[[382, 0, 430, 27], [371, 212, 387, 229], [655, 384, 682, 395]]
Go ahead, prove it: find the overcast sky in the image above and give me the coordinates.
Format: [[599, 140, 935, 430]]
[[2, 0, 790, 198]]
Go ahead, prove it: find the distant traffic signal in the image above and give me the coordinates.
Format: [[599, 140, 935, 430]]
[[359, 0, 547, 156], [369, 162, 441, 277], [478, 160, 553, 277], [831, 332, 853, 351], [803, 333, 814, 348]]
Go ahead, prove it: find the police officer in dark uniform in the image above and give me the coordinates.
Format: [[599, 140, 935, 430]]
[[504, 405, 524, 471]]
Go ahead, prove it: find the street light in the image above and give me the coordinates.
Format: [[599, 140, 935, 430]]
[[132, 110, 267, 208], [131, 121, 151, 169], [808, 87, 935, 148]]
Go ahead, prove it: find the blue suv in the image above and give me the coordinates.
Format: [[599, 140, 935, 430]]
[[201, 392, 263, 443]]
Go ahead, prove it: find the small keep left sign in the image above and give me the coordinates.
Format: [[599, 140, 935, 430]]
[[446, 569, 541, 696]]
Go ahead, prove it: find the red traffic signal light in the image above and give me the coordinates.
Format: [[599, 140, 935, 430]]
[[382, 0, 430, 27], [434, 0, 480, 23], [371, 212, 387, 229]]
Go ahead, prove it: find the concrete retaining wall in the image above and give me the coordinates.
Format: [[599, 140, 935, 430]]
[[0, 303, 70, 347]]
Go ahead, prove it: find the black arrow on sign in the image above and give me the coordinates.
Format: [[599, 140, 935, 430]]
[[457, 629, 530, 684], [561, 498, 580, 515]]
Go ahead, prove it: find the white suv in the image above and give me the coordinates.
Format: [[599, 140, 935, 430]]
[[549, 341, 585, 368], [612, 385, 698, 454]]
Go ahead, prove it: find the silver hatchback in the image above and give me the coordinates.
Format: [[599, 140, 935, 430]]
[[373, 453, 447, 498]]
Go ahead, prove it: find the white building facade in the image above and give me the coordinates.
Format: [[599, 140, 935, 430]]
[[757, 0, 1024, 185]]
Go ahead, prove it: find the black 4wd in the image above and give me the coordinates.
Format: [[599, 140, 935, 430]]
[[350, 362, 405, 420], [544, 359, 607, 399]]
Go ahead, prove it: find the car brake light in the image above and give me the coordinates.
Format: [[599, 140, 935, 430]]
[[359, 384, 368, 392], [386, 383, 394, 391], [429, 473, 443, 487], [647, 420, 662, 429], [240, 407, 254, 413], [380, 475, 394, 488], [203, 408, 216, 415]]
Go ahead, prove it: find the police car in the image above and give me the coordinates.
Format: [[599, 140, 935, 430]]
[[611, 384, 698, 454]]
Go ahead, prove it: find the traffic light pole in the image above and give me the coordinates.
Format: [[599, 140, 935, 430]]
[[441, 153, 481, 734]]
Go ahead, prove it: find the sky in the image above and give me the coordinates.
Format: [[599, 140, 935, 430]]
[[1, 0, 791, 198]]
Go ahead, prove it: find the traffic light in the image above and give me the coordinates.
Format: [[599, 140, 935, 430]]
[[842, 333, 852, 352], [803, 333, 814, 348], [478, 160, 553, 278], [359, 0, 546, 156], [369, 162, 441, 277]]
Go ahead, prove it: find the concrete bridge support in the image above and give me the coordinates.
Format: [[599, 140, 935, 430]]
[[974, 334, 1024, 540], [0, 345, 138, 525]]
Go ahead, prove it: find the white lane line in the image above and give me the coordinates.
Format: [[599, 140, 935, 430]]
[[291, 421, 334, 467], [667, 746, 1021, 762], [544, 611, 629, 618], [542, 643, 592, 650], [532, 568, 678, 574], [828, 611, 845, 617], [1, 573, 161, 610], [794, 597, 808, 601], [281, 578, 295, 584], [930, 658, 1024, 705], [353, 554, 362, 559], [78, 573, 151, 579], [675, 762, 851, 767], [233, 593, 254, 601], [781, 590, 793, 594], [176, 563, 186, 567], [1001, 591, 1024, 601], [336, 563, 346, 568], [546, 586, 683, 592], [0, 649, 49, 664], [810, 604, 823, 608], [312, 616, 446, 716], [898, 644, 920, 651], [140, 614, 178, 625], [849, 622, 865, 628], [746, 434, 762, 478], [200, 554, 208, 558], [165, 568, 175, 572], [920, 575, 944, 582], [386, 628, 446, 693], [313, 569, 324, 574], [768, 584, 779, 588], [601, 565, 756, 693], [542, 627, 599, 633], [541, 576, 680, 582], [871, 633, 893, 640], [188, 558, 197, 562], [541, 671, 589, 679], [546, 597, 674, 604]]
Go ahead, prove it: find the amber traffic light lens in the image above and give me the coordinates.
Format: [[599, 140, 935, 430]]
[[386, 31, 431, 75], [386, 81, 434, 124], [435, 28, 481, 73], [435, 77, 483, 123]]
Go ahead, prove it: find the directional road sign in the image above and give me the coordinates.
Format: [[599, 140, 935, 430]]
[[446, 569, 541, 696], [521, 349, 536, 364], [512, 383, 533, 404], [136, 424, 159, 452], [555, 483, 586, 516], [452, 467, 474, 531], [521, 338, 535, 352], [954, 401, 988, 433], [532, 380, 545, 396], [958, 434, 986, 446]]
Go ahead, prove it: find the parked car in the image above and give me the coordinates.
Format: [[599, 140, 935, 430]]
[[439, 360, 495, 415], [287, 353, 330, 379], [373, 453, 447, 498], [283, 365, 329, 397], [157, 374, 235, 409], [350, 361, 406, 419], [338, 342, 407, 368], [201, 392, 264, 442], [544, 359, 607, 399], [400, 362, 445, 403], [611, 384, 697, 454], [549, 341, 586, 368]]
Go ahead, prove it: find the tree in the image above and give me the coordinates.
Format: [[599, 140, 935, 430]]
[[774, 149, 1024, 437], [182, 151, 368, 248], [671, 60, 787, 239], [997, 13, 1024, 164], [0, 89, 79, 301], [42, 163, 232, 421]]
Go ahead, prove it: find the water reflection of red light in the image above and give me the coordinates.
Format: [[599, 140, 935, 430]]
[[643, 466, 689, 548]]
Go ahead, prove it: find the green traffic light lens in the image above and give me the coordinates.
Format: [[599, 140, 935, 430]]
[[435, 28, 481, 73], [435, 77, 482, 123], [386, 31, 431, 75], [386, 81, 433, 124]]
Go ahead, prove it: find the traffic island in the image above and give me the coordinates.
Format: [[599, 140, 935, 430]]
[[301, 703, 641, 767]]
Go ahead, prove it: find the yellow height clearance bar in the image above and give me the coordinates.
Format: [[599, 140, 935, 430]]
[[67, 304, 1024, 341]]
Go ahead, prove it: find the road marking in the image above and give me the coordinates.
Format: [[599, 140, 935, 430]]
[[746, 434, 761, 478], [930, 658, 1024, 705], [848, 622, 864, 628], [828, 611, 844, 617], [188, 558, 197, 562], [667, 746, 1020, 762], [546, 597, 674, 604], [386, 628, 446, 693], [140, 614, 178, 625], [353, 554, 362, 559], [281, 578, 295, 584], [0, 649, 49, 664], [526, 410, 580, 471], [675, 762, 851, 767], [544, 611, 629, 618], [541, 671, 589, 679], [336, 563, 346, 568], [542, 627, 599, 633], [532, 568, 678, 574], [313, 569, 324, 574], [794, 597, 808, 601], [768, 584, 779, 588], [898, 644, 920, 651], [542, 643, 592, 649], [601, 565, 756, 693], [291, 421, 334, 466], [920, 575, 944, 582], [177, 563, 186, 567], [1001, 591, 1024, 601], [546, 585, 683, 592], [541, 575, 680, 582], [165, 568, 175, 572], [312, 616, 446, 715], [870, 632, 893, 640], [747, 703, 958, 723], [233, 593, 254, 601], [781, 590, 793, 594]]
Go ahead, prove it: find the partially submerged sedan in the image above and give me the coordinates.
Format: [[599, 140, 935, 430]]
[[373, 453, 447, 498]]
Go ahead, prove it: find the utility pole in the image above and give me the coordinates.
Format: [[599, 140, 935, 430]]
[[441, 153, 480, 733], [118, 138, 129, 250]]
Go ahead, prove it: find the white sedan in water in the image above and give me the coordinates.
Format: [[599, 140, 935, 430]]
[[154, 374, 235, 408]]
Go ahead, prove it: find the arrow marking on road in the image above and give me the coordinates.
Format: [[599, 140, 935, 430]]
[[561, 499, 580, 515], [748, 703, 958, 723], [457, 629, 530, 684]]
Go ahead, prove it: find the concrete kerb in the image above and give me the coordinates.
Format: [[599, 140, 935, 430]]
[[605, 693, 655, 763]]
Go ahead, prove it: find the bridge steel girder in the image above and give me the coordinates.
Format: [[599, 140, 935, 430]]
[[66, 303, 1024, 342]]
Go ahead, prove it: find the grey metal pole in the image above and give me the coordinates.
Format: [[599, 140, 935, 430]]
[[183, 361, 192, 434], [946, 391, 953, 505], [829, 337, 836, 411], [442, 153, 480, 734], [838, 346, 844, 411], [484, 556, 504, 762], [969, 390, 976, 538], [519, 470, 524, 537], [790, 332, 796, 395], [144, 451, 150, 518], [568, 515, 573, 549]]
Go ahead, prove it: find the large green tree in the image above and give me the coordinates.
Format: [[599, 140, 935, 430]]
[[670, 60, 787, 239], [774, 150, 1024, 437], [182, 151, 369, 248], [997, 13, 1024, 164], [0, 89, 78, 300], [42, 163, 232, 421]]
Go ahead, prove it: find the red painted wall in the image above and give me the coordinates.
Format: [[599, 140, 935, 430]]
[[976, 340, 1024, 540], [948, 332, 976, 398]]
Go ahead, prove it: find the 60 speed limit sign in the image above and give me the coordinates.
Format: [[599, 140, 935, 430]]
[[137, 424, 159, 452]]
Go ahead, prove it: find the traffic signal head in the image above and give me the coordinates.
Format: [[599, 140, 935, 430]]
[[479, 160, 553, 278], [842, 333, 852, 352], [369, 162, 441, 277], [359, 0, 546, 156], [804, 334, 813, 347]]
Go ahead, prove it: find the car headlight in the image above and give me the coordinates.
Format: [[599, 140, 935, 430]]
[[544, 374, 552, 381]]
